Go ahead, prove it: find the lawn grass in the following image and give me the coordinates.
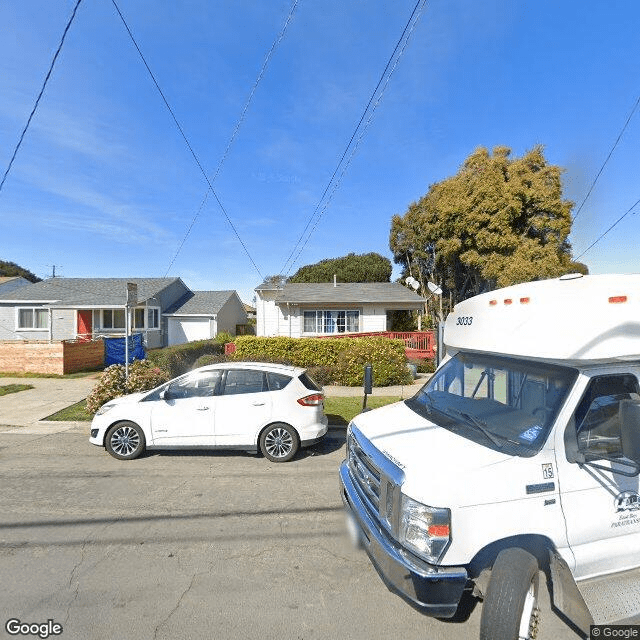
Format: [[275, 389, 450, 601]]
[[0, 383, 35, 397], [44, 400, 92, 422], [46, 394, 404, 424], [324, 395, 402, 426]]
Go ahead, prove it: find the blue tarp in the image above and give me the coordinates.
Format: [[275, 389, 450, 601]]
[[104, 334, 146, 366]]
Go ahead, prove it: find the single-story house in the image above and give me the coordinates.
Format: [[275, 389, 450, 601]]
[[163, 290, 247, 346], [0, 277, 247, 348], [0, 276, 31, 295], [254, 280, 425, 338]]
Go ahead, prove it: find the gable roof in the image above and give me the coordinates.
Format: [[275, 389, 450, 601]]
[[271, 282, 425, 306], [0, 277, 185, 306], [164, 290, 237, 316]]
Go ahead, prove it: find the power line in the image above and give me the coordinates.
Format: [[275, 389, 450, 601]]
[[0, 0, 84, 195], [110, 0, 263, 280], [572, 93, 640, 222], [280, 0, 428, 276], [164, 0, 300, 277], [575, 196, 640, 261]]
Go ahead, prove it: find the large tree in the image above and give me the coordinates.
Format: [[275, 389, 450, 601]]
[[289, 252, 392, 283], [390, 145, 587, 318], [0, 260, 40, 282]]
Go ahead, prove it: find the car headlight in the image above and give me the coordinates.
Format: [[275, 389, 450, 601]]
[[95, 403, 116, 416], [399, 494, 451, 563]]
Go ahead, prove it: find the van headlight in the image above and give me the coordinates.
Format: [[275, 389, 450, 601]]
[[399, 494, 451, 563]]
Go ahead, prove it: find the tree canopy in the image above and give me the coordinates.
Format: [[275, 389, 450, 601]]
[[0, 260, 40, 282], [389, 145, 587, 313], [289, 252, 392, 283]]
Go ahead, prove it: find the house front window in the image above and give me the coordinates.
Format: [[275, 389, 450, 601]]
[[303, 310, 359, 334], [18, 308, 49, 330], [95, 307, 160, 331], [103, 309, 126, 330], [148, 308, 159, 329]]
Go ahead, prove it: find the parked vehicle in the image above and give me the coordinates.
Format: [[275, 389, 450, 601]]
[[340, 273, 640, 639], [90, 362, 327, 462]]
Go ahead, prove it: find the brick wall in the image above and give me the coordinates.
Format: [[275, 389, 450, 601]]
[[0, 339, 104, 375]]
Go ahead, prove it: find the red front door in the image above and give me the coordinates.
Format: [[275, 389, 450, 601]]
[[77, 311, 92, 341]]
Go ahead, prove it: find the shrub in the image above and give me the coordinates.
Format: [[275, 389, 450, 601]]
[[146, 339, 225, 377], [193, 353, 228, 368], [86, 360, 170, 414], [305, 365, 336, 386], [232, 336, 410, 386]]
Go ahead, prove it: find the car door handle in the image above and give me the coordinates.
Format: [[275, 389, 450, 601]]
[[197, 406, 210, 411], [252, 401, 265, 406]]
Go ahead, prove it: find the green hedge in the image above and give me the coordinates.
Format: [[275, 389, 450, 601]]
[[146, 335, 230, 378], [232, 336, 411, 387]]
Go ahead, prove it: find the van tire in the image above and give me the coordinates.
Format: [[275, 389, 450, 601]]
[[479, 547, 539, 640]]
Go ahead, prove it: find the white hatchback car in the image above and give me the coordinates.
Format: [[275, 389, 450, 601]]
[[90, 362, 328, 462]]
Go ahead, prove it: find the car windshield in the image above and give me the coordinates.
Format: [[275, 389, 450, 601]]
[[406, 352, 578, 457]]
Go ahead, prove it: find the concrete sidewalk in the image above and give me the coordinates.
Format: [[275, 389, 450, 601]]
[[323, 373, 429, 398]]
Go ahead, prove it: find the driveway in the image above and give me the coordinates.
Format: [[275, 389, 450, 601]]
[[0, 376, 96, 429]]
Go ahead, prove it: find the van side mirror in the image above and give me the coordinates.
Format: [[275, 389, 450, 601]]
[[160, 388, 171, 401], [620, 399, 640, 465]]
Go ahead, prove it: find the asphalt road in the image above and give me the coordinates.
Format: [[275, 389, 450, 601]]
[[0, 420, 580, 640]]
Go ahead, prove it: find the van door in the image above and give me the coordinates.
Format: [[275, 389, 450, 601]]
[[557, 372, 640, 581]]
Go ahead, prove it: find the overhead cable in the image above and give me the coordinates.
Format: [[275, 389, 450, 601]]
[[575, 196, 640, 260], [164, 0, 300, 277], [572, 93, 640, 222], [0, 0, 84, 195], [280, 0, 428, 276], [110, 0, 264, 280]]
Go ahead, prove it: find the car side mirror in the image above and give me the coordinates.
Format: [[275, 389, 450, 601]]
[[620, 399, 640, 465], [160, 388, 171, 401]]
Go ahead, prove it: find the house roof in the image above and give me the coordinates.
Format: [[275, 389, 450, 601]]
[[0, 277, 184, 306], [164, 290, 236, 316], [271, 282, 425, 306]]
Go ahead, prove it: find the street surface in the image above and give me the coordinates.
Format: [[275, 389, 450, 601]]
[[0, 421, 579, 640]]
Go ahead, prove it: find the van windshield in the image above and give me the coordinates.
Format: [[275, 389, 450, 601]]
[[406, 352, 578, 457]]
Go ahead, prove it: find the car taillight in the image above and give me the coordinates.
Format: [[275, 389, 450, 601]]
[[297, 394, 324, 406]]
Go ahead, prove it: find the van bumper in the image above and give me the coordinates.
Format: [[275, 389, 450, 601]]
[[339, 460, 468, 618]]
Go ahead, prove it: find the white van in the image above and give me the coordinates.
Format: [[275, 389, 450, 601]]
[[340, 274, 640, 639]]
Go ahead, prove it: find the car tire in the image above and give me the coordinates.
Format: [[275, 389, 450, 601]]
[[479, 547, 539, 640], [105, 421, 146, 460], [259, 423, 299, 463]]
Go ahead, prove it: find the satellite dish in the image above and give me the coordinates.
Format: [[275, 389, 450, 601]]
[[427, 281, 443, 295], [405, 276, 419, 290]]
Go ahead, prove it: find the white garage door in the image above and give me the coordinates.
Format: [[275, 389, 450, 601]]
[[168, 318, 212, 346]]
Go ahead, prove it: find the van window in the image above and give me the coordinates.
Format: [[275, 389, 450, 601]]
[[407, 352, 577, 457], [574, 374, 640, 458]]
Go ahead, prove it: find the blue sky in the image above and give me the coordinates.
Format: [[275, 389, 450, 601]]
[[1, 0, 639, 305]]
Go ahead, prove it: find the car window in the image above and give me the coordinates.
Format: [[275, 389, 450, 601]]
[[298, 372, 322, 391], [574, 374, 640, 458], [223, 369, 267, 395], [267, 372, 292, 391], [168, 370, 222, 399]]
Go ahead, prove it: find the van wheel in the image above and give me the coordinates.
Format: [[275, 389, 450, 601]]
[[260, 423, 299, 462], [105, 421, 145, 460], [479, 548, 539, 640]]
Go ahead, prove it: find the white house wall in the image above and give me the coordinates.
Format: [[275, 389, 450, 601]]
[[256, 301, 389, 337]]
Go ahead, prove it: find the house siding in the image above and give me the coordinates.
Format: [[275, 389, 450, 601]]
[[216, 292, 247, 335]]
